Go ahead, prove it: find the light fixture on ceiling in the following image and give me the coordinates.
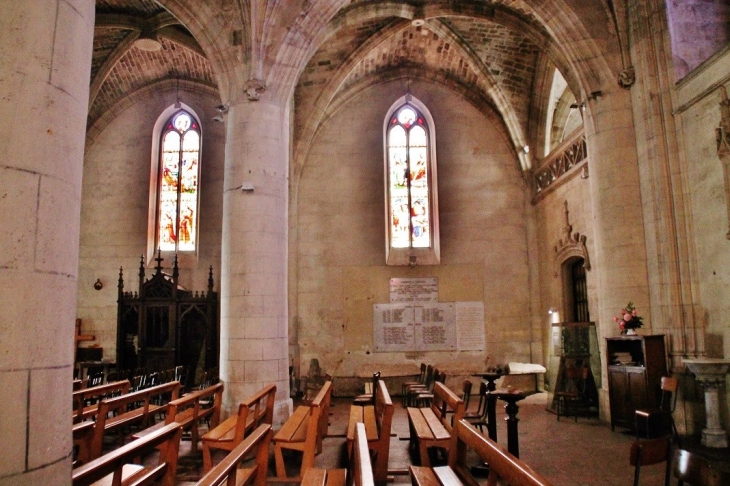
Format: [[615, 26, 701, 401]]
[[134, 30, 162, 52]]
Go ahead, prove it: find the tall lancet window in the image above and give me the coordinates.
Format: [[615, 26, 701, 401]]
[[156, 110, 201, 252], [385, 97, 440, 266]]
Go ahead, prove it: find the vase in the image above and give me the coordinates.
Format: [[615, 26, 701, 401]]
[[626, 329, 637, 335]]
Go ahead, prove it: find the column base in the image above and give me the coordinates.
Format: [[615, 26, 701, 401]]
[[701, 428, 729, 448]]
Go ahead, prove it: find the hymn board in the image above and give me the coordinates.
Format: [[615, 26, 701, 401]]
[[373, 278, 485, 352]]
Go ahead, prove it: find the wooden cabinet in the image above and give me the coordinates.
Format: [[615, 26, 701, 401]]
[[606, 335, 667, 431]]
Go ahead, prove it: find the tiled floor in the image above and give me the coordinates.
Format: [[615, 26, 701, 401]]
[[168, 392, 674, 485]]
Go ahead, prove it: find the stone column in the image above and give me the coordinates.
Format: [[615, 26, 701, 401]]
[[0, 1, 94, 484], [219, 98, 291, 422], [585, 88, 651, 421]]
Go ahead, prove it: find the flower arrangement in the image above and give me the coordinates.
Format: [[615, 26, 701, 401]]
[[614, 302, 643, 334]]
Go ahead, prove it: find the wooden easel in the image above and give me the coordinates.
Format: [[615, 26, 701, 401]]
[[74, 318, 95, 363]]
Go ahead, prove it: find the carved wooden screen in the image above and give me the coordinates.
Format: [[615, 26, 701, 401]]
[[117, 252, 218, 387]]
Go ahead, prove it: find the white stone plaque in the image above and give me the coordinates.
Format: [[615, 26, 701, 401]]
[[456, 301, 485, 351], [389, 277, 438, 302], [373, 302, 456, 351]]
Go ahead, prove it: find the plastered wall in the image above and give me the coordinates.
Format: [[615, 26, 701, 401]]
[[291, 80, 536, 385]]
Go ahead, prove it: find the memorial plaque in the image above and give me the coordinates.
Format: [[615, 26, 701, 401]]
[[456, 301, 485, 351], [389, 277, 438, 302]]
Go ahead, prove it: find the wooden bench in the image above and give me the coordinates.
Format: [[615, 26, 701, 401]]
[[201, 383, 276, 473], [133, 382, 224, 453], [347, 379, 393, 484], [196, 424, 272, 486], [72, 422, 183, 486], [273, 380, 333, 479], [76, 380, 181, 461], [301, 422, 375, 486], [409, 418, 554, 486], [72, 380, 131, 423], [406, 382, 464, 467]]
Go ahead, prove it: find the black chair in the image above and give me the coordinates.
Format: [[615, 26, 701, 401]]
[[630, 435, 672, 486], [635, 376, 678, 440]]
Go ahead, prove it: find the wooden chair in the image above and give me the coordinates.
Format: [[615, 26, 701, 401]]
[[413, 370, 446, 407], [555, 365, 593, 422], [464, 382, 490, 433], [201, 383, 276, 472], [629, 436, 671, 486], [635, 376, 678, 440], [404, 365, 433, 407], [196, 424, 272, 486], [673, 448, 730, 486], [401, 363, 427, 406]]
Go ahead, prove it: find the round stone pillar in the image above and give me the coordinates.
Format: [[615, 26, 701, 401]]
[[0, 1, 94, 484], [220, 99, 291, 422]]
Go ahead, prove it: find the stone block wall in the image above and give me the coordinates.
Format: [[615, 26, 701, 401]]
[[291, 79, 536, 382]]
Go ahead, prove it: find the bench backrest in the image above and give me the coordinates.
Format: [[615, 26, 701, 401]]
[[232, 383, 277, 445], [431, 382, 464, 464], [311, 380, 333, 450], [351, 422, 375, 486], [167, 382, 224, 427], [372, 379, 394, 482], [90, 380, 181, 459], [72, 422, 183, 486], [196, 424, 273, 486], [453, 419, 554, 486], [72, 380, 131, 422]]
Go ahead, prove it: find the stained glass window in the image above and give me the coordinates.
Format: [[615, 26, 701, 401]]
[[157, 111, 200, 252], [387, 105, 431, 249]]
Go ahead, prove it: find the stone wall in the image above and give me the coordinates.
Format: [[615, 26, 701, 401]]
[[291, 79, 536, 384], [77, 88, 225, 361]]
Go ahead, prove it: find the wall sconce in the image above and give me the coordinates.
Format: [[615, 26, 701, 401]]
[[589, 90, 603, 101], [409, 255, 417, 267], [94, 279, 103, 291], [548, 308, 561, 324], [215, 104, 229, 114], [522, 145, 530, 154]]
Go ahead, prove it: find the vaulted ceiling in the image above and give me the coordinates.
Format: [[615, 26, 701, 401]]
[[91, 0, 590, 157]]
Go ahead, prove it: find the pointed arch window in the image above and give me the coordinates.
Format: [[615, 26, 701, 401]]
[[156, 110, 200, 252], [384, 98, 440, 265]]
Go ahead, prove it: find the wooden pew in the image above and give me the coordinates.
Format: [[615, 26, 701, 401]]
[[406, 382, 464, 467], [273, 380, 333, 479], [302, 422, 375, 486], [409, 418, 554, 486], [201, 383, 276, 473], [72, 380, 131, 423], [76, 380, 181, 461], [196, 424, 272, 486], [72, 422, 182, 486], [347, 379, 393, 484], [133, 382, 224, 453]]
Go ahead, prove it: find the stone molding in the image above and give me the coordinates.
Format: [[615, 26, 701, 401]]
[[554, 200, 591, 277], [715, 86, 730, 238]]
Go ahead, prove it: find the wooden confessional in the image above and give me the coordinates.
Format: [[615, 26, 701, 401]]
[[116, 252, 218, 387]]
